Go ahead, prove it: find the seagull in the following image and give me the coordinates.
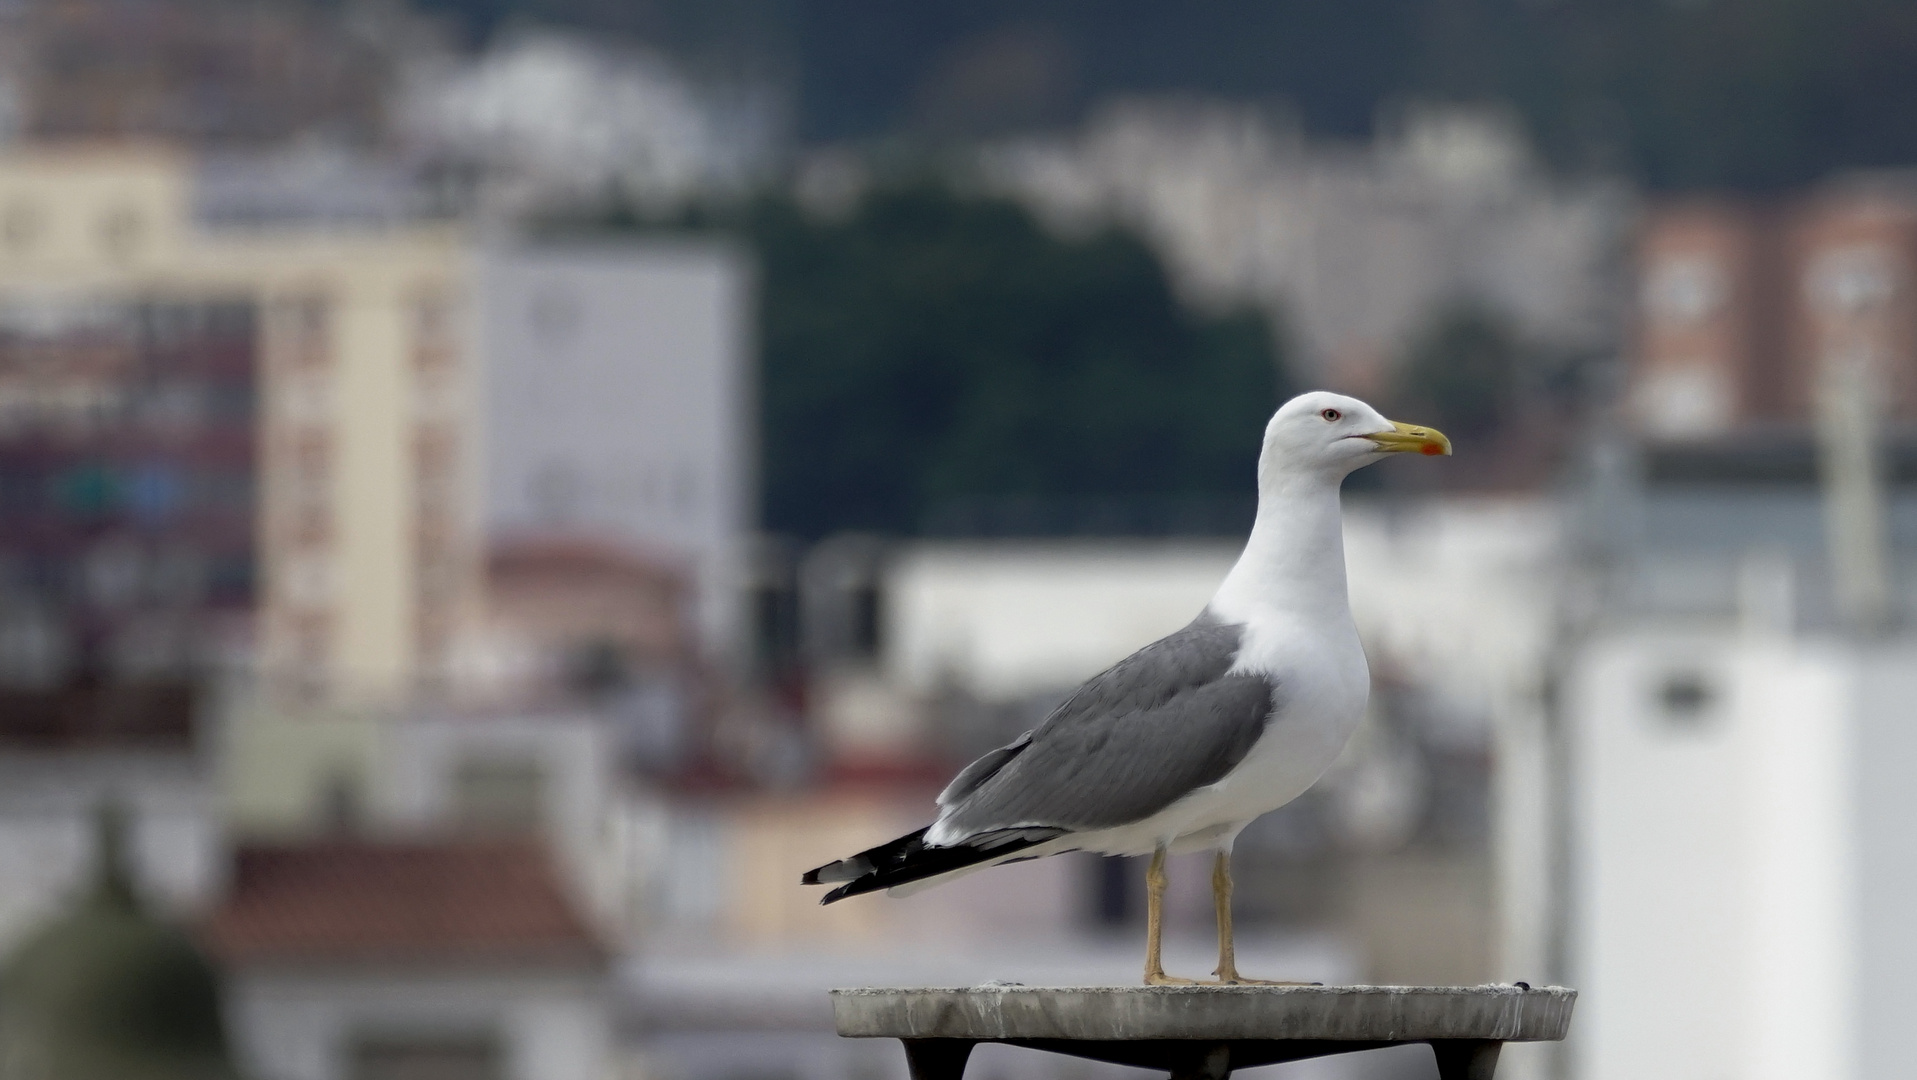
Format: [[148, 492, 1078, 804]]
[[801, 392, 1450, 984]]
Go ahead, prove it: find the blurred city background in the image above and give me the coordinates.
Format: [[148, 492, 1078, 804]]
[[0, 2, 1912, 1079]]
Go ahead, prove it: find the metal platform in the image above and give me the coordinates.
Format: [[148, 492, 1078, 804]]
[[833, 984, 1576, 1080]]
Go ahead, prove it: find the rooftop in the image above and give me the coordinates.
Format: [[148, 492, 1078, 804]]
[[489, 534, 690, 585], [203, 839, 601, 968]]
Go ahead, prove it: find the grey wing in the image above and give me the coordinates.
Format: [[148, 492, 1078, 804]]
[[937, 730, 1033, 806], [935, 612, 1278, 840]]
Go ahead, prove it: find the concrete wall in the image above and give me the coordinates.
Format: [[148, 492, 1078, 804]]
[[0, 752, 220, 949], [883, 498, 1559, 709], [1569, 631, 1893, 1080], [225, 967, 611, 1080], [884, 541, 1237, 701], [384, 709, 621, 925], [478, 243, 753, 662], [1852, 653, 1917, 1079], [219, 696, 388, 834]]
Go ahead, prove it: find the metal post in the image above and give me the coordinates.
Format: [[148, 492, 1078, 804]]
[[1167, 1043, 1233, 1080], [1814, 326, 1891, 635], [902, 1039, 976, 1080], [1431, 1039, 1502, 1080]]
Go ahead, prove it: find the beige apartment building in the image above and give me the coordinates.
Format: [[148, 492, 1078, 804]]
[[0, 142, 480, 702]]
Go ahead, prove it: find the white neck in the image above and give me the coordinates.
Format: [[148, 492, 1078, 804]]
[[1210, 473, 1351, 625]]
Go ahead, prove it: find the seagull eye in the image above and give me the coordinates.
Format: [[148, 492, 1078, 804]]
[[1320, 408, 1342, 422]]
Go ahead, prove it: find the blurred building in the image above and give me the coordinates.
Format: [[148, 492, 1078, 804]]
[[395, 31, 782, 218], [1557, 170, 1917, 1076], [1627, 174, 1917, 438], [219, 695, 654, 929], [982, 99, 1626, 391], [210, 698, 638, 1077], [1557, 458, 1917, 1080], [1567, 627, 1917, 1080], [0, 0, 428, 147], [0, 681, 220, 952], [474, 538, 704, 772], [881, 541, 1237, 706], [477, 242, 754, 666], [0, 143, 480, 702], [0, 146, 752, 704], [0, 146, 735, 1080], [206, 839, 610, 1080], [0, 297, 255, 688]]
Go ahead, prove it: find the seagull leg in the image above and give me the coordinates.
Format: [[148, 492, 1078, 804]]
[[1211, 849, 1312, 986], [1212, 849, 1242, 983], [1143, 846, 1195, 986]]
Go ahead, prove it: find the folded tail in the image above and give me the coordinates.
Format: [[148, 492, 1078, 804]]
[[801, 825, 1066, 904]]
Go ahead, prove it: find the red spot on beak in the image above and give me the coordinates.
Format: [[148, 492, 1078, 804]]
[[1421, 443, 1443, 456]]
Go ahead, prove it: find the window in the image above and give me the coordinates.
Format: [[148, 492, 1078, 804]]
[[1643, 254, 1725, 326], [1653, 668, 1717, 731], [99, 206, 146, 259], [849, 582, 882, 659], [280, 551, 335, 611], [320, 770, 363, 833], [2, 200, 43, 254], [1807, 245, 1896, 316], [451, 755, 544, 833], [350, 1033, 502, 1080], [281, 369, 334, 425]]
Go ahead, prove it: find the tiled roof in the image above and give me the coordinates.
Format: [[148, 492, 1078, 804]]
[[489, 534, 687, 585], [203, 839, 602, 968]]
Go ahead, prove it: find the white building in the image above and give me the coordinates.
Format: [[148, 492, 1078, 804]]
[[0, 690, 222, 953], [1547, 427, 1917, 1080], [983, 99, 1626, 388], [397, 30, 779, 217], [221, 690, 659, 942], [1568, 625, 1917, 1080], [478, 241, 754, 662], [208, 838, 612, 1080], [880, 499, 1561, 712], [884, 539, 1238, 702], [394, 705, 689, 948]]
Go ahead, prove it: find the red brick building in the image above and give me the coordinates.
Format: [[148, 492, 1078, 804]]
[[1629, 175, 1917, 440]]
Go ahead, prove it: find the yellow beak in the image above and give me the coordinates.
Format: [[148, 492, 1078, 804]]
[[1364, 419, 1452, 456]]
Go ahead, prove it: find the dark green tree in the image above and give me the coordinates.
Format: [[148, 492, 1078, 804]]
[[744, 185, 1287, 538], [0, 804, 237, 1080], [1394, 305, 1522, 440]]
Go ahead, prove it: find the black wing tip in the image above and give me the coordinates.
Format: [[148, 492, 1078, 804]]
[[820, 881, 863, 905], [806, 827, 1067, 906], [802, 854, 872, 886], [801, 828, 929, 894]]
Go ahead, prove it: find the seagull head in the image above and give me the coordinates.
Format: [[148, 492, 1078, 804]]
[[1258, 391, 1452, 489]]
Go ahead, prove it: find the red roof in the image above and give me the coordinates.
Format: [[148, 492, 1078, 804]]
[[489, 533, 688, 585], [203, 839, 603, 968]]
